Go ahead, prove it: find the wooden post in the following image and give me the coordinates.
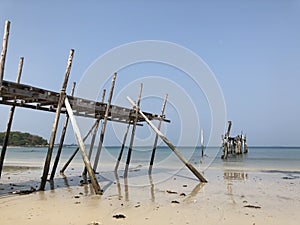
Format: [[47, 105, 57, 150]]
[[101, 89, 106, 102], [60, 120, 98, 174], [50, 82, 76, 180], [0, 57, 23, 177], [149, 94, 168, 174], [114, 122, 130, 171], [124, 83, 143, 178], [64, 97, 102, 195], [83, 89, 106, 176], [201, 128, 204, 157], [0, 20, 10, 87], [39, 49, 74, 191], [93, 73, 117, 171], [127, 96, 208, 183]]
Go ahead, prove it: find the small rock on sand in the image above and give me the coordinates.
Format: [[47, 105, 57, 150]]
[[113, 214, 126, 219]]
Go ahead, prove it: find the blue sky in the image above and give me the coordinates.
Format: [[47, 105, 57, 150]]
[[0, 1, 299, 146]]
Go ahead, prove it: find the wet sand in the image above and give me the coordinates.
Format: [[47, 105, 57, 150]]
[[0, 165, 299, 225]]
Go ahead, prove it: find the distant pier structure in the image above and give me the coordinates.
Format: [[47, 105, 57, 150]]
[[221, 121, 248, 159]]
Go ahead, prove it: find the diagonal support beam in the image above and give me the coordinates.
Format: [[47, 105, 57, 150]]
[[65, 97, 102, 194], [127, 96, 207, 183]]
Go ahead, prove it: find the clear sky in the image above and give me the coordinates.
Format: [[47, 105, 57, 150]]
[[0, 0, 299, 146]]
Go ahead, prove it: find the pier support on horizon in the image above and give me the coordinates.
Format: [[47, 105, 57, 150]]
[[127, 96, 208, 183], [93, 73, 117, 172], [64, 97, 102, 195], [0, 57, 23, 177], [50, 82, 76, 180], [82, 89, 106, 176], [0, 20, 10, 88], [114, 122, 131, 171], [201, 128, 204, 158], [149, 93, 168, 174], [39, 49, 74, 191], [124, 83, 143, 178]]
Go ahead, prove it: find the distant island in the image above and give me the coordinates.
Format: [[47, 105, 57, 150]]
[[0, 131, 48, 147]]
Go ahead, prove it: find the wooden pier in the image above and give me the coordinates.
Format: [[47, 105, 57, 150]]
[[221, 121, 248, 159], [0, 20, 207, 194]]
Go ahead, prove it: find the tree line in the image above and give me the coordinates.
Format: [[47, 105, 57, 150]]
[[0, 131, 48, 146]]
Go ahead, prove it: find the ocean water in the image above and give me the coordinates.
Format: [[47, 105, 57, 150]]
[[0, 146, 299, 195], [2, 146, 300, 172]]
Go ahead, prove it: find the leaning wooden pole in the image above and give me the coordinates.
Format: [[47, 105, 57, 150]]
[[114, 122, 130, 171], [39, 49, 74, 191], [82, 89, 106, 176], [149, 94, 168, 174], [124, 83, 143, 177], [64, 97, 102, 195], [127, 96, 208, 183], [93, 73, 117, 171], [0, 20, 10, 87], [0, 57, 23, 177], [60, 120, 98, 174], [50, 82, 76, 180]]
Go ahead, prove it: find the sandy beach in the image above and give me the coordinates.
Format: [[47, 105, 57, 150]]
[[1, 163, 299, 225]]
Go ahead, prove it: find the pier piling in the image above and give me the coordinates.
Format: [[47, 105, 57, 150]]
[[0, 57, 23, 177], [50, 82, 76, 180], [0, 20, 10, 87], [124, 83, 143, 177], [93, 73, 117, 172], [114, 122, 130, 171], [82, 89, 106, 176], [40, 49, 74, 191], [149, 94, 168, 174]]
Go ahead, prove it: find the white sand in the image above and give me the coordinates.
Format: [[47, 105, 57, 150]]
[[0, 168, 299, 225]]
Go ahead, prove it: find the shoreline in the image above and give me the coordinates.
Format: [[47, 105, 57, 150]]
[[0, 166, 299, 225]]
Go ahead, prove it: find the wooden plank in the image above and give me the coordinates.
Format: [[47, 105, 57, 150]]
[[127, 96, 208, 183], [64, 97, 102, 195]]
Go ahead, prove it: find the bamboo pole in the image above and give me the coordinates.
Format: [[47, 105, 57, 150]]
[[114, 122, 130, 171], [101, 89, 106, 103], [127, 96, 208, 183], [0, 57, 23, 177], [60, 120, 98, 174], [93, 73, 117, 171], [124, 83, 143, 178], [39, 49, 74, 191], [201, 128, 204, 157], [64, 97, 102, 195], [149, 94, 168, 174], [83, 89, 106, 176], [0, 20, 10, 86], [50, 82, 76, 180]]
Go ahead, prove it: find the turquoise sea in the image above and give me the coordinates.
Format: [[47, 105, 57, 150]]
[[0, 146, 299, 196], [2, 146, 300, 172]]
